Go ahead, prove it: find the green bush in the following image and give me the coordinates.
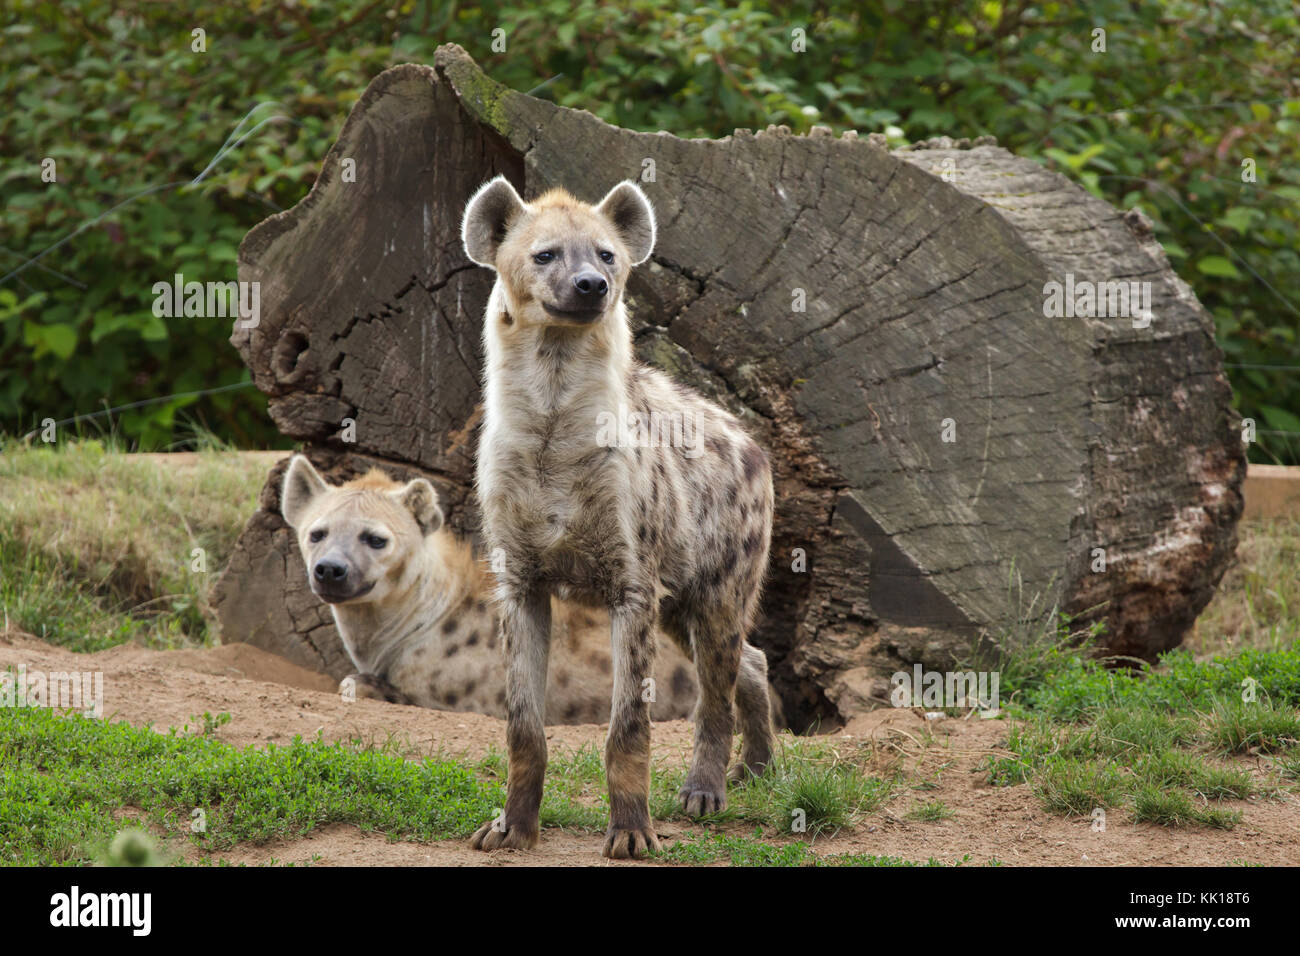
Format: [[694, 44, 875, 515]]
[[3, 0, 1297, 456]]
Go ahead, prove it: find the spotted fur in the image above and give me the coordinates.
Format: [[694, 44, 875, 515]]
[[280, 455, 699, 722], [461, 177, 776, 859]]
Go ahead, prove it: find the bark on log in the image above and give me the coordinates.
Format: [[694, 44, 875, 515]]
[[214, 45, 1245, 730]]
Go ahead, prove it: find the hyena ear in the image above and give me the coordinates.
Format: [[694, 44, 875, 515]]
[[392, 478, 444, 535], [595, 180, 656, 265], [462, 176, 527, 268], [281, 455, 329, 528]]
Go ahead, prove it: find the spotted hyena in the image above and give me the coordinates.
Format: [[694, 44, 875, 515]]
[[461, 177, 776, 858], [280, 455, 699, 722]]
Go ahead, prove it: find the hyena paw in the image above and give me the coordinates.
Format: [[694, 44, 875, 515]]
[[344, 672, 414, 706], [727, 760, 767, 784], [678, 781, 727, 817], [727, 747, 773, 783], [602, 825, 662, 860], [469, 818, 539, 852]]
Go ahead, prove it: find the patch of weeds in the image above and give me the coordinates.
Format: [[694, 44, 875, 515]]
[[1276, 752, 1300, 783], [650, 736, 893, 838], [984, 718, 1094, 786], [906, 799, 953, 822], [1134, 751, 1253, 800], [1131, 785, 1241, 830], [0, 441, 266, 651], [1092, 708, 1198, 759], [539, 744, 608, 831], [1206, 699, 1300, 754], [739, 753, 892, 836], [1032, 758, 1125, 816], [195, 711, 232, 737]]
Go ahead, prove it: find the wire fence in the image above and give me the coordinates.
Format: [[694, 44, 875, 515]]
[[15, 382, 257, 444]]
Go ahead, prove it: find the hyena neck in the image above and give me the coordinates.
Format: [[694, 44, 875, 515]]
[[484, 285, 633, 428], [329, 530, 480, 674]]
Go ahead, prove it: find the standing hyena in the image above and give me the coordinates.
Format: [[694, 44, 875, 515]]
[[461, 176, 776, 858]]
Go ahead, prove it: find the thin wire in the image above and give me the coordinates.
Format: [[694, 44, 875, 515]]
[[17, 381, 256, 443], [525, 74, 563, 96], [1097, 174, 1299, 318], [1, 104, 297, 287], [0, 248, 87, 290], [1105, 97, 1298, 116]]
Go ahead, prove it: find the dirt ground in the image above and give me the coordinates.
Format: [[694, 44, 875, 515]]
[[2, 631, 1297, 867]]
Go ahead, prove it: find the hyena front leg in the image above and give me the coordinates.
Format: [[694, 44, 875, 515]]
[[470, 589, 551, 851], [603, 606, 662, 859], [679, 614, 742, 817]]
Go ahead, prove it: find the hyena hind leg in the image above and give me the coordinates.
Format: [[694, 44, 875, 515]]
[[729, 641, 776, 783], [678, 616, 742, 818]]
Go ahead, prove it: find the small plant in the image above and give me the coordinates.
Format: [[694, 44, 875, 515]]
[[906, 800, 954, 822], [1032, 759, 1125, 816], [196, 711, 232, 736], [1207, 699, 1300, 754], [1134, 751, 1253, 800], [1131, 786, 1241, 830]]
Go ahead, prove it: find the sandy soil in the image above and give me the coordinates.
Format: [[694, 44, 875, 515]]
[[2, 632, 1296, 867]]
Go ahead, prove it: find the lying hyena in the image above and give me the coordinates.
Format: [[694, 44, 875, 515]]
[[461, 177, 776, 858], [280, 455, 700, 722]]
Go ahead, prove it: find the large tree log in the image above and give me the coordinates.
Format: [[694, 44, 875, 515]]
[[214, 45, 1244, 730]]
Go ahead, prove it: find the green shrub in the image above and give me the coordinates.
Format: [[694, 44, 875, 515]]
[[4, 0, 1298, 455]]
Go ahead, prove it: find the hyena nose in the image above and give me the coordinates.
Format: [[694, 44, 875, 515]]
[[313, 560, 348, 582], [573, 272, 608, 297]]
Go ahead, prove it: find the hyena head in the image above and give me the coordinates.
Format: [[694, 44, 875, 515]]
[[281, 455, 443, 605], [461, 176, 656, 328]]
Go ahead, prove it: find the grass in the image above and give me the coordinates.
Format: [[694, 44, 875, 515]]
[[906, 799, 954, 822], [650, 832, 977, 867], [1, 700, 899, 865], [1, 445, 1298, 862], [0, 705, 503, 866], [971, 541, 1300, 830], [475, 736, 896, 839], [0, 438, 266, 650], [1130, 786, 1242, 830], [1206, 698, 1300, 754], [1189, 517, 1300, 653]]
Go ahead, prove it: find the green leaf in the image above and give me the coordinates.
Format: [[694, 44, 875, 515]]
[[23, 321, 79, 360], [1214, 208, 1259, 235], [1260, 406, 1300, 434], [1196, 256, 1242, 279]]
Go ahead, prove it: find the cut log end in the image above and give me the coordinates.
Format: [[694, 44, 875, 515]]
[[215, 46, 1244, 730]]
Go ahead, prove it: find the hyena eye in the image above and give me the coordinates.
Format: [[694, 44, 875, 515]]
[[309, 529, 327, 543], [362, 532, 388, 550], [533, 250, 555, 264], [598, 250, 614, 264]]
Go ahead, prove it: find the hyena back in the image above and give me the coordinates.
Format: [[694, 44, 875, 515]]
[[461, 176, 776, 858]]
